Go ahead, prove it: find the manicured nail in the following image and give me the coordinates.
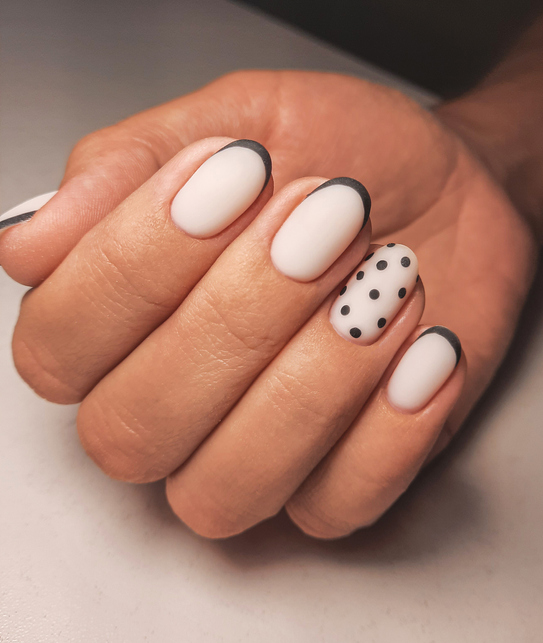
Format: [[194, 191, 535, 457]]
[[330, 243, 418, 345], [387, 326, 461, 412], [0, 191, 57, 232], [171, 139, 271, 238], [270, 177, 371, 282]]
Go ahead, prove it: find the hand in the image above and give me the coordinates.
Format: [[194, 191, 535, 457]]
[[1, 70, 537, 538]]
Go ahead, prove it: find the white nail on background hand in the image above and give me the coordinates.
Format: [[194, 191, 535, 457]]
[[271, 177, 371, 282], [171, 139, 271, 238], [330, 243, 418, 345], [0, 191, 58, 231], [387, 326, 461, 412]]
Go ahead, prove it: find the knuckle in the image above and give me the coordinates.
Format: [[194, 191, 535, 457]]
[[77, 393, 162, 484], [11, 325, 84, 404], [69, 125, 121, 161], [286, 498, 355, 540], [270, 369, 349, 429], [194, 285, 283, 361], [217, 68, 278, 89], [82, 239, 178, 321], [215, 68, 254, 87], [67, 124, 163, 179]]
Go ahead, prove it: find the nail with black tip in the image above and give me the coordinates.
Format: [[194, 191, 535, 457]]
[[171, 139, 272, 238], [270, 177, 371, 282], [387, 325, 462, 412]]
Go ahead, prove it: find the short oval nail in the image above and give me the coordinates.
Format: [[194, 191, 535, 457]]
[[0, 191, 58, 232], [170, 139, 271, 238], [330, 243, 419, 345], [270, 177, 371, 282], [387, 326, 462, 412]]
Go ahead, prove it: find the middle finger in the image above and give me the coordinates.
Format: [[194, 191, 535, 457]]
[[77, 176, 372, 482], [13, 137, 273, 403]]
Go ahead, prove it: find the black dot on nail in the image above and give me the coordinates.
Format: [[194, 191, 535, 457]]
[[369, 289, 380, 300], [387, 243, 396, 247], [341, 305, 350, 316], [416, 274, 420, 282], [401, 256, 411, 268], [378, 318, 386, 328], [365, 252, 374, 261], [350, 327, 361, 338], [398, 287, 406, 299], [340, 286, 347, 295], [376, 260, 388, 270], [356, 271, 364, 280]]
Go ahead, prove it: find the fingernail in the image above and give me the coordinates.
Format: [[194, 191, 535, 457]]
[[330, 243, 418, 345], [171, 139, 271, 238], [270, 177, 371, 282], [0, 191, 58, 232], [387, 326, 462, 412]]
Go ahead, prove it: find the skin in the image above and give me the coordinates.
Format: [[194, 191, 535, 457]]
[[1, 19, 542, 538]]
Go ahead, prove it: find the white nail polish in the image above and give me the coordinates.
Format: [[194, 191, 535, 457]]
[[0, 191, 58, 231], [387, 326, 461, 412], [170, 139, 271, 238], [330, 243, 418, 345], [270, 177, 371, 282]]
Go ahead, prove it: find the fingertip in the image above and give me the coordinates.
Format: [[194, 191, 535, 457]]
[[0, 191, 60, 285]]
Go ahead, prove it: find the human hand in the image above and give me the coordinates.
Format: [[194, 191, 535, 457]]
[[1, 71, 537, 537]]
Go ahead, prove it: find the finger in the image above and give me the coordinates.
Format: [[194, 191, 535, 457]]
[[0, 192, 58, 232], [76, 177, 373, 482], [285, 326, 466, 539], [0, 72, 277, 286], [0, 124, 164, 286], [164, 246, 424, 538], [12, 137, 273, 403]]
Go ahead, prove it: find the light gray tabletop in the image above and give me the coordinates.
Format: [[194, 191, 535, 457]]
[[1, 1, 542, 641]]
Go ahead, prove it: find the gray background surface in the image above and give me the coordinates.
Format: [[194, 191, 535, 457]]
[[1, 1, 542, 641]]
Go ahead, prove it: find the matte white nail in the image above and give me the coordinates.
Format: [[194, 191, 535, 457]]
[[270, 177, 371, 282], [387, 326, 461, 412], [0, 191, 58, 231], [330, 243, 418, 345], [171, 139, 271, 238]]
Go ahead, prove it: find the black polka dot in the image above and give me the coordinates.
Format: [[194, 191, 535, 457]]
[[369, 289, 380, 300], [341, 305, 350, 316], [356, 271, 364, 280], [416, 274, 420, 282], [387, 243, 396, 247], [401, 256, 411, 268], [378, 318, 386, 328], [350, 327, 361, 338], [398, 287, 406, 299], [365, 252, 374, 261], [376, 260, 388, 270], [340, 286, 347, 295]]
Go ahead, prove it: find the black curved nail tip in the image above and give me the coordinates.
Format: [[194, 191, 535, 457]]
[[417, 325, 462, 366], [0, 211, 36, 231], [308, 177, 371, 228], [217, 139, 272, 192]]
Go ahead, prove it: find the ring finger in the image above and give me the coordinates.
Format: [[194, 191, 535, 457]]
[[164, 243, 423, 537]]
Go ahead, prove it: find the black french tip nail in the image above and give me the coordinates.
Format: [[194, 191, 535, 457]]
[[217, 139, 272, 192], [308, 177, 371, 229], [418, 325, 462, 366], [0, 211, 37, 231]]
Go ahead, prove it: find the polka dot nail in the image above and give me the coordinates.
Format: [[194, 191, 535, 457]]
[[330, 243, 419, 345]]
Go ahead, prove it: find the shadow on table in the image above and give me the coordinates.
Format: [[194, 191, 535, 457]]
[[206, 251, 543, 568]]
